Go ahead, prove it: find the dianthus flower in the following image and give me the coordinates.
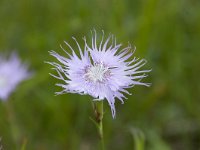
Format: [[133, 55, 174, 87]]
[[48, 31, 151, 118], [0, 52, 31, 100]]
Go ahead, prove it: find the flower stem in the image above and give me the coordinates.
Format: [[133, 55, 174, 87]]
[[4, 101, 20, 149], [93, 101, 105, 150]]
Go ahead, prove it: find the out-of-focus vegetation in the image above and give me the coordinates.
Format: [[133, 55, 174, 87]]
[[0, 0, 200, 149]]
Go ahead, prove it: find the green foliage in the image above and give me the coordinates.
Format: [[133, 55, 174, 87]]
[[0, 0, 200, 149], [130, 127, 145, 150]]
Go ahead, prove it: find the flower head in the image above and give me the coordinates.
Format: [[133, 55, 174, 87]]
[[0, 52, 31, 100], [48, 30, 151, 118]]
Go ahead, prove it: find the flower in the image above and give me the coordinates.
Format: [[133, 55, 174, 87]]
[[48, 30, 151, 118], [0, 52, 31, 101]]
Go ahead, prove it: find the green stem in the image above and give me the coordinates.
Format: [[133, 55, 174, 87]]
[[93, 101, 105, 150], [4, 101, 20, 149]]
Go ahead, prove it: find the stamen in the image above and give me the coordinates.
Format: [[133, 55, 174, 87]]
[[84, 63, 110, 83], [0, 76, 7, 88]]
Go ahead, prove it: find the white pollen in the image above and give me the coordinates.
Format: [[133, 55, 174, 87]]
[[85, 63, 110, 83]]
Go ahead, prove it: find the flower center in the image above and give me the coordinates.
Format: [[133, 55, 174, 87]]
[[85, 63, 110, 83], [0, 75, 7, 88]]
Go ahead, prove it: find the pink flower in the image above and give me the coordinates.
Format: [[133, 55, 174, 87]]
[[48, 31, 151, 118], [0, 52, 31, 100]]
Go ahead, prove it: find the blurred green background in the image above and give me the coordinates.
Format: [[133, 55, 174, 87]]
[[0, 0, 200, 149]]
